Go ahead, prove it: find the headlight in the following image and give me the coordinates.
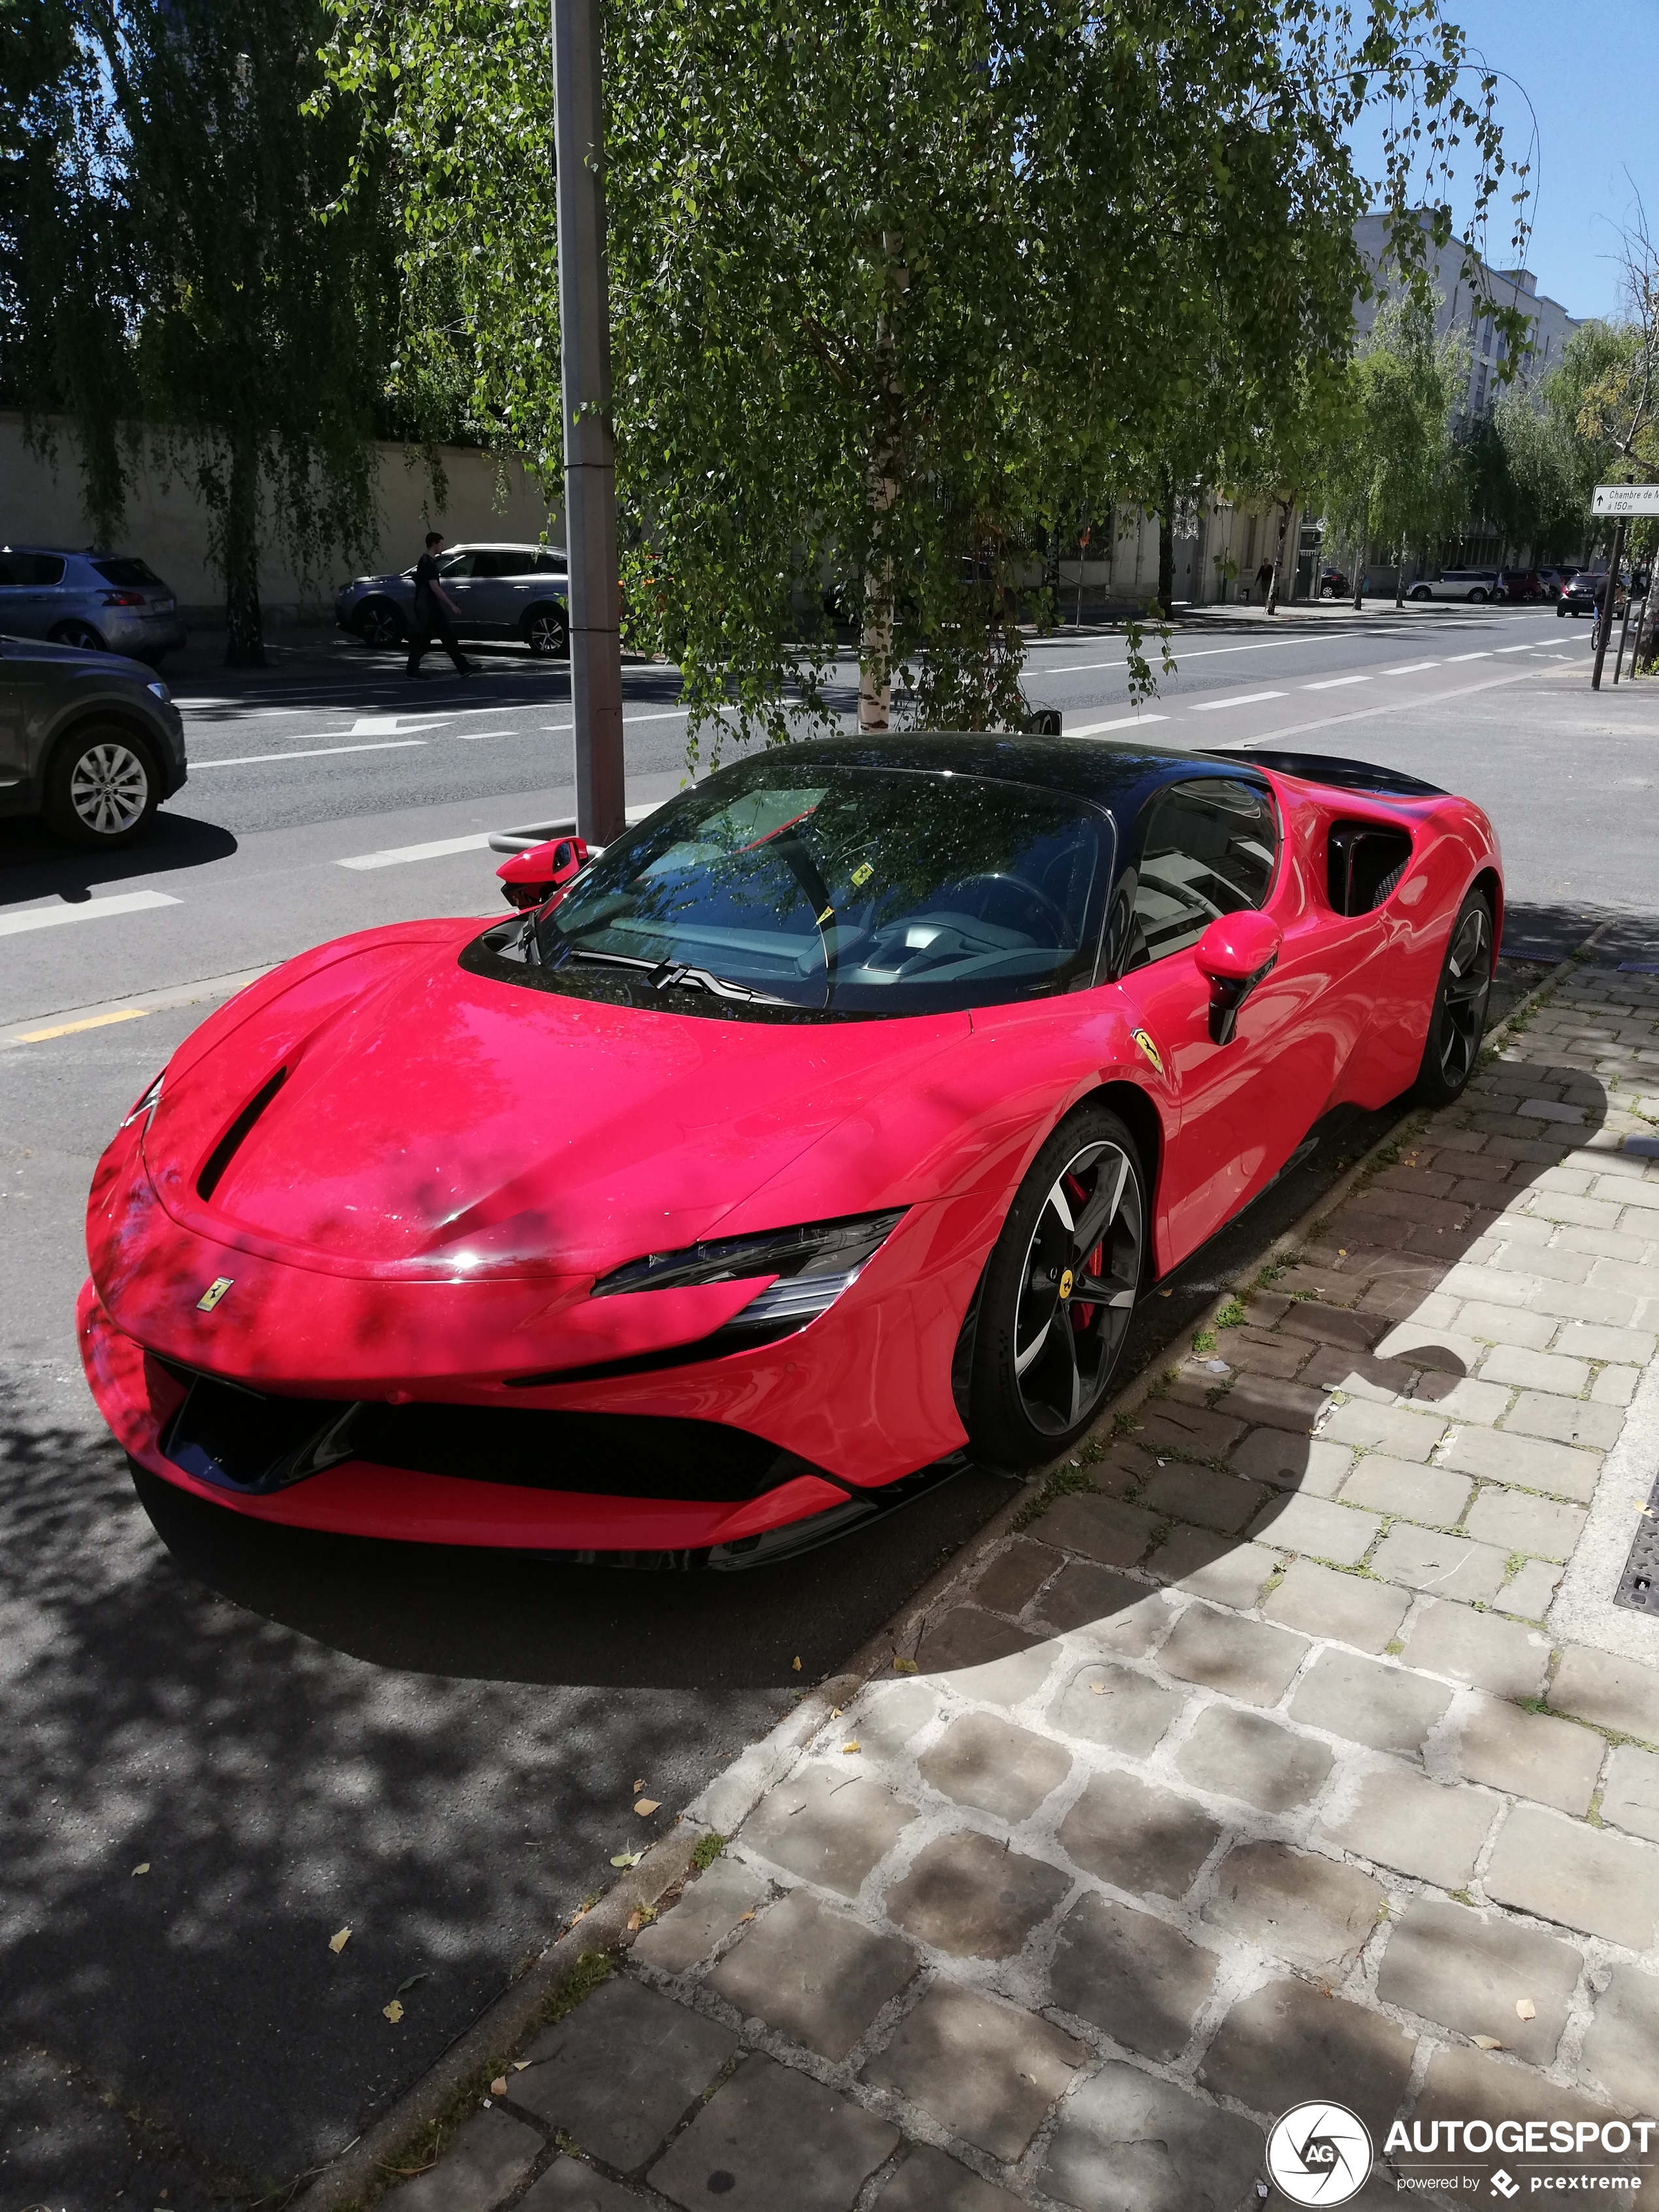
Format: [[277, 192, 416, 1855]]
[[146, 679, 170, 703], [591, 1209, 906, 1298]]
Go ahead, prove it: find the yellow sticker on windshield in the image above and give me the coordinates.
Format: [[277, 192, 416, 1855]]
[[1132, 1029, 1165, 1076], [850, 862, 874, 888]]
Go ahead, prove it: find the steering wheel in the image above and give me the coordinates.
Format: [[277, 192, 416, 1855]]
[[947, 872, 1071, 942]]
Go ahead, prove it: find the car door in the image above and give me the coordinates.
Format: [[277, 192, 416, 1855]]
[[0, 637, 28, 788], [1114, 775, 1358, 1266], [433, 549, 480, 633], [472, 548, 540, 635], [0, 551, 63, 641]]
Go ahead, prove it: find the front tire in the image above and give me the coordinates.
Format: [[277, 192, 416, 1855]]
[[969, 1104, 1146, 1467], [1410, 890, 1494, 1106], [354, 599, 406, 649], [1410, 585, 1431, 601], [44, 726, 159, 846], [1468, 587, 1488, 603], [525, 603, 570, 658]]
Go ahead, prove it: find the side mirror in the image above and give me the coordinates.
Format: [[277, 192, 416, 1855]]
[[496, 834, 590, 910], [1194, 912, 1282, 1046]]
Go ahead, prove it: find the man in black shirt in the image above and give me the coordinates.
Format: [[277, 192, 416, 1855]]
[[406, 532, 477, 677]]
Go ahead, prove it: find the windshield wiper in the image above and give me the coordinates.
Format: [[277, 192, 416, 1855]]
[[560, 946, 660, 972], [648, 962, 795, 1006]]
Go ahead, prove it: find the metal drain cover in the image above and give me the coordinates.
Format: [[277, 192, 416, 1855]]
[[1615, 1478, 1659, 1613]]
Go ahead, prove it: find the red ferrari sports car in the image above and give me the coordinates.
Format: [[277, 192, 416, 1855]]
[[81, 734, 1500, 1563]]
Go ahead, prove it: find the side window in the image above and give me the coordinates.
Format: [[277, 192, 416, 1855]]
[[535, 551, 568, 575], [476, 549, 538, 576], [437, 551, 477, 578], [1124, 778, 1278, 970]]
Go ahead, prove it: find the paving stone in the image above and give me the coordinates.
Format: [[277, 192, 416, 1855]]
[[1400, 1373, 1513, 1423], [1280, 1301, 1390, 1353], [1556, 1320, 1658, 1364], [518, 2156, 643, 2212], [1453, 1300, 1558, 1349], [1589, 1256, 1659, 1297], [1581, 1966, 1659, 2113], [971, 1539, 1061, 1616], [1556, 1221, 1654, 1262], [1411, 2044, 1616, 2145], [1551, 1645, 1659, 1741], [1462, 1485, 1587, 1562], [1289, 1648, 1451, 1757], [863, 1981, 1082, 2161], [1522, 1192, 1624, 1233], [882, 1827, 1070, 1958], [1042, 2059, 1263, 2212], [1136, 1400, 1247, 1458], [1400, 1599, 1551, 1701], [1034, 1563, 1168, 1656], [1530, 1280, 1643, 1329], [1436, 1424, 1603, 1503], [1371, 1321, 1487, 1375], [1057, 1771, 1221, 1899], [871, 2143, 1025, 2212], [1230, 1426, 1354, 1494], [1503, 1390, 1626, 1451], [1498, 1558, 1563, 1619], [1140, 1461, 1270, 1533], [1084, 1439, 1165, 1497], [518, 1976, 738, 2170], [1320, 1764, 1498, 1889], [1202, 1839, 1385, 1975], [1221, 1373, 1330, 1431], [742, 1767, 918, 1898], [1176, 1703, 1333, 1812], [651, 2053, 899, 2212], [1149, 1529, 1281, 1607], [1591, 1362, 1640, 1405], [1155, 1603, 1310, 1705], [1321, 1398, 1449, 1459], [1479, 1345, 1590, 1394], [1032, 1493, 1159, 1569], [1338, 1454, 1474, 1528], [391, 2104, 544, 2212], [633, 1855, 773, 1976], [1250, 1489, 1380, 1565], [1489, 1242, 1595, 1284], [1200, 1978, 1415, 2136], [913, 1609, 1052, 1705], [918, 1711, 1071, 1823], [1048, 1661, 1185, 1759], [1374, 1897, 1581, 2063], [1455, 1693, 1605, 1816], [1368, 1522, 1509, 1603], [708, 1887, 918, 2061], [844, 1680, 940, 1763], [1485, 1805, 1659, 1948], [1262, 1558, 1409, 1652], [1220, 1324, 1312, 1377], [1047, 1893, 1217, 2062], [1600, 1743, 1659, 1845]]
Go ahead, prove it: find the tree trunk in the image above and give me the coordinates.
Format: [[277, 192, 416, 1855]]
[[1353, 500, 1367, 611], [223, 432, 265, 668], [1156, 470, 1174, 615], [859, 242, 904, 733], [1266, 496, 1293, 616], [1394, 538, 1407, 611]]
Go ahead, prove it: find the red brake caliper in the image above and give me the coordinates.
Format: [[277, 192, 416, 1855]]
[[1065, 1171, 1102, 1330]]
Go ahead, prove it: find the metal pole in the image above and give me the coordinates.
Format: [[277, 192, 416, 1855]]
[[1591, 517, 1626, 692], [1613, 586, 1637, 684], [551, 0, 626, 842]]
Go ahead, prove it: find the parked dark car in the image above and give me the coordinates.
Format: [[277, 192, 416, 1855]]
[[1498, 568, 1542, 602], [0, 632, 185, 845], [0, 545, 186, 664], [1559, 572, 1624, 618], [1317, 568, 1351, 598], [336, 543, 570, 656]]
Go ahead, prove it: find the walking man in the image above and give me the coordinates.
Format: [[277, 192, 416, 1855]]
[[1254, 555, 1274, 607], [406, 532, 477, 678]]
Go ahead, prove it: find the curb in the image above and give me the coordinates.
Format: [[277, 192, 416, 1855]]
[[295, 930, 1587, 2208]]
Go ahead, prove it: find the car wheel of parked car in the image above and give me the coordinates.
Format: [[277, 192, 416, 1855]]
[[969, 1102, 1146, 1466], [45, 726, 159, 847], [524, 603, 570, 658], [1410, 890, 1493, 1108], [1468, 587, 1488, 603], [48, 619, 107, 653], [1409, 584, 1432, 601], [354, 599, 406, 649]]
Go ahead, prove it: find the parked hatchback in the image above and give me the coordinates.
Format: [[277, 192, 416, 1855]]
[[336, 543, 571, 656], [0, 545, 186, 664], [0, 633, 186, 845], [1497, 568, 1541, 602]]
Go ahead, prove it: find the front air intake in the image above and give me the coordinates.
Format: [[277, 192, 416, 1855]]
[[196, 1068, 288, 1202]]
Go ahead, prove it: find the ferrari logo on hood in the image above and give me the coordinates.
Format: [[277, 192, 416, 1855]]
[[1131, 1029, 1165, 1076], [196, 1277, 234, 1312]]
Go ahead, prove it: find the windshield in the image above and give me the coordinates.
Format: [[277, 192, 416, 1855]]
[[493, 765, 1108, 1019]]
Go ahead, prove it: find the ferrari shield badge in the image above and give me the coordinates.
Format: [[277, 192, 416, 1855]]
[[1131, 1029, 1165, 1076], [196, 1276, 234, 1312]]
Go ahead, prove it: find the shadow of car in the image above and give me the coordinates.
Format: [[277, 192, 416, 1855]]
[[0, 545, 186, 665], [0, 630, 187, 847], [336, 543, 572, 658]]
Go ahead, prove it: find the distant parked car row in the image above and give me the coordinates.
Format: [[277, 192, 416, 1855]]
[[335, 543, 572, 656]]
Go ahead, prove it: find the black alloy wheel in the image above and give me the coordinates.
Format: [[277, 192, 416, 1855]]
[[969, 1103, 1146, 1466], [525, 605, 570, 658], [44, 726, 159, 846], [355, 599, 406, 649], [1411, 890, 1493, 1106], [49, 619, 107, 653]]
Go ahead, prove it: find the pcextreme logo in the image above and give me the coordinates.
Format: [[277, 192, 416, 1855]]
[[1267, 2102, 1375, 2205]]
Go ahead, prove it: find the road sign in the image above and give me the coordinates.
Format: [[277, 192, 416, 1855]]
[[1592, 484, 1659, 516]]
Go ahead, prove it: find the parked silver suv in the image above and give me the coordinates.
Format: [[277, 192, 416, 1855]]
[[1, 633, 187, 845], [0, 545, 186, 663], [336, 543, 571, 656]]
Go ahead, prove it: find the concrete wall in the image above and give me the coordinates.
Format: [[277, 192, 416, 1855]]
[[0, 413, 561, 621]]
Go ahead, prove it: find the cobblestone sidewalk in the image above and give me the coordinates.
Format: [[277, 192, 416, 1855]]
[[372, 961, 1659, 2212]]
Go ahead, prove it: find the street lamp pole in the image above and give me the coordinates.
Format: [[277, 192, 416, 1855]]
[[1590, 517, 1627, 693], [551, 0, 626, 842]]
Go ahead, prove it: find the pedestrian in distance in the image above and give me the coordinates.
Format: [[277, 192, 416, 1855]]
[[406, 532, 479, 679], [1255, 557, 1274, 606]]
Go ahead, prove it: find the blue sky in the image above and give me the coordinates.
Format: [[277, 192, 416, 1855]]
[[1345, 1, 1658, 323]]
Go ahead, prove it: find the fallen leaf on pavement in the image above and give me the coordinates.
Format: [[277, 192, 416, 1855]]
[[626, 1909, 643, 1933], [395, 1973, 428, 1996], [892, 1657, 918, 1675], [633, 1778, 645, 1792], [611, 1850, 643, 1869], [791, 1656, 801, 1671], [513, 2060, 530, 2070], [383, 2000, 404, 2024], [634, 1797, 660, 1816], [131, 1863, 150, 1876], [330, 1927, 351, 1954], [1088, 1682, 1114, 1696], [841, 1740, 860, 1754], [1472, 2035, 1502, 2049], [491, 2076, 508, 2096], [737, 1910, 755, 1922], [1516, 1998, 1537, 2021]]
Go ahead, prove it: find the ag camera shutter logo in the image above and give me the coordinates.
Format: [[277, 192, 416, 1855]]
[[1266, 2101, 1374, 2205]]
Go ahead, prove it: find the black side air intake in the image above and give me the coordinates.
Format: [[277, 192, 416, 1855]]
[[196, 1068, 288, 1202]]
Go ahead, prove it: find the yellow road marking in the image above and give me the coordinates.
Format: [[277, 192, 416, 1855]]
[[16, 1008, 149, 1044]]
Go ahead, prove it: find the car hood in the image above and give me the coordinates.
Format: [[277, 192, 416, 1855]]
[[139, 926, 974, 1279], [1, 633, 154, 678]]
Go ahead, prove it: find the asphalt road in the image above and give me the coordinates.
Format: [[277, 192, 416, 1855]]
[[2, 598, 1656, 2207]]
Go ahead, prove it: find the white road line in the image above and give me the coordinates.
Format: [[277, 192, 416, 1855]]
[[1302, 675, 1370, 691], [453, 729, 518, 741], [1067, 713, 1169, 736], [338, 833, 495, 871], [1187, 692, 1286, 711], [192, 740, 428, 769], [1445, 651, 1492, 663], [1040, 628, 1416, 678], [1494, 642, 1537, 652], [0, 889, 181, 939], [349, 714, 452, 735], [1385, 661, 1440, 674]]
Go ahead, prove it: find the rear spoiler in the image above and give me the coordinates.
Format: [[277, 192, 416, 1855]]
[[1228, 748, 1445, 799]]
